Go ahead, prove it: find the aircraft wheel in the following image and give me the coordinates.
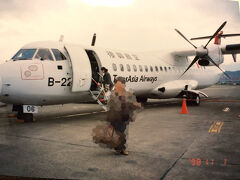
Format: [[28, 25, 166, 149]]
[[191, 94, 200, 106], [136, 97, 148, 103], [186, 94, 200, 106]]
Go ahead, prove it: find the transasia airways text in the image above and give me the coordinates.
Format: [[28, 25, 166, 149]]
[[113, 75, 158, 83]]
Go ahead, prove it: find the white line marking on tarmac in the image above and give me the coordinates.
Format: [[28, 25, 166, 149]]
[[55, 111, 104, 119]]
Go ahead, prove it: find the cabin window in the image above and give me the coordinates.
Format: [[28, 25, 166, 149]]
[[112, 63, 117, 71], [145, 65, 148, 72], [132, 54, 140, 60], [116, 53, 125, 59], [160, 66, 163, 71], [168, 67, 171, 70], [139, 65, 143, 72], [125, 54, 132, 60], [120, 64, 124, 71], [155, 66, 159, 72], [107, 51, 115, 58], [164, 67, 167, 72], [12, 49, 37, 60], [150, 66, 153, 72], [133, 65, 137, 72], [127, 64, 131, 72], [35, 49, 53, 61], [52, 49, 67, 60]]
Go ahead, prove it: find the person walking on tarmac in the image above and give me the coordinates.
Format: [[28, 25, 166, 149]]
[[101, 67, 113, 92], [107, 77, 141, 155]]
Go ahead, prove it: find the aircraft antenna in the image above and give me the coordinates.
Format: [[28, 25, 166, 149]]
[[59, 35, 64, 42], [91, 33, 97, 46]]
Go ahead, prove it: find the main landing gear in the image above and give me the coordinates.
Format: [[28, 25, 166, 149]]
[[136, 97, 148, 104], [186, 93, 200, 106], [12, 105, 34, 122]]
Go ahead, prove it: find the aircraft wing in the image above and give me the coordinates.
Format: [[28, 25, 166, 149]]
[[171, 49, 196, 57]]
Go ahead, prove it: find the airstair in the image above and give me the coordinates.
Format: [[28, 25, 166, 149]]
[[89, 77, 108, 111]]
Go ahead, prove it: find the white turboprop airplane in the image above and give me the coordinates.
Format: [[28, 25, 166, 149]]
[[0, 21, 240, 122]]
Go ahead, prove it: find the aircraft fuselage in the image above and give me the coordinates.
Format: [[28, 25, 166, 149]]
[[0, 41, 222, 106]]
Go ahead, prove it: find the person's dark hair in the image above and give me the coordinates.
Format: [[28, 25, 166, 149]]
[[116, 76, 126, 84], [101, 67, 108, 72]]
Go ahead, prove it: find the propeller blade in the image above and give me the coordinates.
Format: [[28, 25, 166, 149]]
[[207, 56, 231, 79], [232, 54, 237, 62], [180, 56, 199, 78], [204, 21, 227, 48], [191, 36, 212, 40], [175, 29, 197, 49]]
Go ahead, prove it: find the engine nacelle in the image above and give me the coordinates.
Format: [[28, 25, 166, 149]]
[[198, 58, 210, 66], [198, 45, 224, 66]]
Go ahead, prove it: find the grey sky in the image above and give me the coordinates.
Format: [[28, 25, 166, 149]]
[[0, 0, 239, 68]]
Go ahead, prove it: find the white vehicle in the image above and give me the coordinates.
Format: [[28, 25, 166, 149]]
[[0, 21, 240, 122]]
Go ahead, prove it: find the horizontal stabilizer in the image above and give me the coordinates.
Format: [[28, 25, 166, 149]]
[[191, 34, 240, 40]]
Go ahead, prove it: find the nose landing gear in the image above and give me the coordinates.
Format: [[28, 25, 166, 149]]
[[12, 105, 34, 122]]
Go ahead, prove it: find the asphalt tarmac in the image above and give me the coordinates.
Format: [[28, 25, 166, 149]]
[[0, 85, 239, 180]]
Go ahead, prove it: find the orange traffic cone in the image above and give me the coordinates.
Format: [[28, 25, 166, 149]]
[[181, 98, 188, 114]]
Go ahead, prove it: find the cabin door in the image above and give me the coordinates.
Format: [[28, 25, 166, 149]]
[[64, 45, 91, 92]]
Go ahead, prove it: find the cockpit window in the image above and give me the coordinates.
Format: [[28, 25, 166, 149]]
[[35, 49, 53, 61], [52, 49, 67, 60], [12, 49, 37, 60]]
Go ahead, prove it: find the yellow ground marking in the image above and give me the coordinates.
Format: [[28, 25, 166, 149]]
[[208, 121, 224, 134]]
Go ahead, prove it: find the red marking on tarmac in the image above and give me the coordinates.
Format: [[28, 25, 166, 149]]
[[187, 99, 240, 103]]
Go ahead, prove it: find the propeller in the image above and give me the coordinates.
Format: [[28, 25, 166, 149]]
[[175, 29, 197, 49], [175, 21, 231, 79]]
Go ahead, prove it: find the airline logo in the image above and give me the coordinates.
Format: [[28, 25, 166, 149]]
[[20, 62, 44, 80]]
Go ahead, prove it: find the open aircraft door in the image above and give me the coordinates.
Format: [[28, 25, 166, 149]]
[[64, 45, 91, 92]]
